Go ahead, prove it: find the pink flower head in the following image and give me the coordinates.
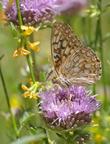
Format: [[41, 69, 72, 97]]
[[53, 0, 87, 14], [0, 0, 55, 25], [0, 0, 87, 25], [40, 85, 100, 129]]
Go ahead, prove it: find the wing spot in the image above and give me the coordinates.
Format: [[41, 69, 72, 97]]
[[53, 44, 59, 50], [54, 29, 59, 35], [57, 41, 61, 49], [73, 67, 80, 73], [62, 40, 68, 47], [92, 57, 97, 62], [87, 51, 92, 57], [84, 69, 90, 74], [85, 64, 91, 69], [81, 49, 86, 54], [65, 47, 70, 55], [53, 53, 60, 61], [56, 34, 61, 43]]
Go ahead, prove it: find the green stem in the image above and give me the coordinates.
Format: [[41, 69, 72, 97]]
[[84, 7, 96, 94], [30, 35, 38, 79], [98, 0, 107, 107], [30, 35, 37, 70], [15, 0, 36, 83], [81, 17, 87, 44], [15, 0, 23, 27], [91, 0, 107, 99], [91, 24, 96, 95], [88, 16, 92, 43], [30, 35, 40, 81], [0, 62, 19, 138], [81, 16, 96, 94], [26, 54, 36, 83], [92, 12, 100, 95]]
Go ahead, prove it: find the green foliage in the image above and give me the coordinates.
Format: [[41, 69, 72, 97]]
[[0, 0, 110, 144]]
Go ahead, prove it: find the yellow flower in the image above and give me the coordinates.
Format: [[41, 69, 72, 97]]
[[0, 11, 7, 24], [21, 25, 40, 36], [95, 134, 105, 143], [21, 85, 29, 91], [13, 47, 30, 57], [10, 96, 22, 109], [21, 82, 41, 99], [23, 91, 37, 99], [10, 95, 22, 115], [28, 41, 40, 52]]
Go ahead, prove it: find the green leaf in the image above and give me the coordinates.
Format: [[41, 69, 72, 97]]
[[20, 112, 35, 125], [103, 3, 110, 13], [11, 134, 46, 144], [9, 22, 20, 38]]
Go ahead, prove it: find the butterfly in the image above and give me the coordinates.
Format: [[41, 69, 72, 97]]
[[47, 22, 102, 86]]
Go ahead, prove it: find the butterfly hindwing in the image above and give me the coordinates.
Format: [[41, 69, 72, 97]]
[[59, 47, 102, 84]]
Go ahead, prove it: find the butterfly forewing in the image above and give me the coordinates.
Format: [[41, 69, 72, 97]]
[[50, 22, 102, 85], [51, 22, 84, 74]]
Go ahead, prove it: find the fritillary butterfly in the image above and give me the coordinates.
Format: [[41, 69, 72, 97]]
[[47, 22, 102, 86]]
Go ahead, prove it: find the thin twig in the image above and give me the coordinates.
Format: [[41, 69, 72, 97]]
[[15, 0, 36, 83], [0, 58, 18, 138]]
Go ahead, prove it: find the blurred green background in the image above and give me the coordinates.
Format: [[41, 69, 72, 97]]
[[0, 0, 110, 143]]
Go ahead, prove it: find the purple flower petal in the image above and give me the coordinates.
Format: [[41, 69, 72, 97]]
[[0, 0, 55, 25], [53, 0, 87, 14], [40, 85, 100, 129], [0, 0, 87, 25]]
